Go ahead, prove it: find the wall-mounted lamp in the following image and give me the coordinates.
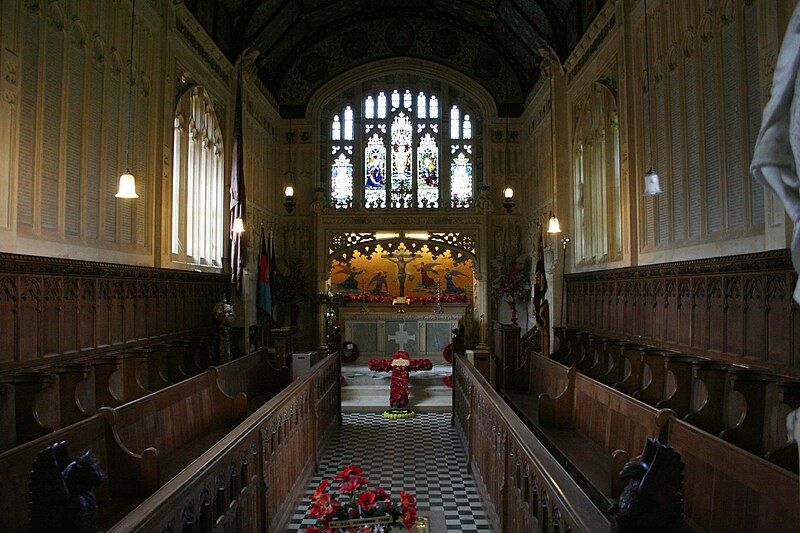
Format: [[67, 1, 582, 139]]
[[283, 185, 296, 214], [231, 217, 245, 234], [502, 187, 515, 214]]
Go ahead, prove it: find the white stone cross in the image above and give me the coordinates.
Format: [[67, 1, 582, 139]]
[[388, 322, 416, 352]]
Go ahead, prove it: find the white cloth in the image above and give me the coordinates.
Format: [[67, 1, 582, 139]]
[[751, 1, 800, 303]]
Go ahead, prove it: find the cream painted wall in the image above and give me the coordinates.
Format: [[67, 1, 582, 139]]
[[0, 0, 283, 274], [525, 0, 796, 280]]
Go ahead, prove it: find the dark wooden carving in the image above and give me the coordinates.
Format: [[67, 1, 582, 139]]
[[0, 252, 228, 373], [565, 249, 800, 375], [611, 438, 684, 533], [29, 441, 107, 533]]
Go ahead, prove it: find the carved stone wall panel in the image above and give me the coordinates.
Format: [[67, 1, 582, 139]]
[[0, 253, 227, 372], [565, 250, 800, 374]]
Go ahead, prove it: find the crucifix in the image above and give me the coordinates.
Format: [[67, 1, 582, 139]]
[[381, 248, 421, 297], [368, 350, 433, 408]]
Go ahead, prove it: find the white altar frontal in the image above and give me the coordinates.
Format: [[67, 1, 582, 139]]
[[339, 304, 467, 362]]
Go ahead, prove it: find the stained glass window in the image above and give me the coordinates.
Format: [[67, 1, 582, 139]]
[[343, 106, 354, 140], [417, 133, 438, 207], [365, 134, 386, 208], [331, 154, 353, 208], [327, 85, 476, 209], [450, 105, 460, 139], [391, 113, 413, 207], [451, 153, 473, 208]]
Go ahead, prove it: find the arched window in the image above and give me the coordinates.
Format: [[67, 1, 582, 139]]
[[172, 87, 224, 266], [326, 86, 477, 209], [572, 83, 622, 264]]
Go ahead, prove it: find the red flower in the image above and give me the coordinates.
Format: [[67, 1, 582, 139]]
[[357, 490, 377, 510], [334, 464, 364, 480], [373, 485, 390, 501], [311, 479, 329, 501], [339, 475, 368, 494], [400, 490, 417, 530], [305, 528, 322, 533], [442, 375, 453, 388], [309, 492, 340, 519]]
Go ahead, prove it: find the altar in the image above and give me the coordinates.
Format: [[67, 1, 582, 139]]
[[339, 304, 468, 361]]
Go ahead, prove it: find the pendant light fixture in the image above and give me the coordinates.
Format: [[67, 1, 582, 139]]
[[283, 1, 296, 214], [502, 117, 515, 214], [116, 0, 139, 199], [642, 0, 663, 196], [547, 63, 561, 234]]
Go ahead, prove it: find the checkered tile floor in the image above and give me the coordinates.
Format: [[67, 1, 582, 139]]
[[286, 413, 493, 532]]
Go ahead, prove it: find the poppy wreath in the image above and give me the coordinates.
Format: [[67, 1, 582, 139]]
[[340, 341, 360, 363], [305, 464, 418, 532]]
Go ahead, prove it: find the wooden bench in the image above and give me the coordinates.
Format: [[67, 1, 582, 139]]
[[215, 348, 290, 414], [504, 351, 671, 508], [667, 416, 799, 532], [101, 368, 247, 493], [0, 372, 55, 451], [0, 414, 141, 531]]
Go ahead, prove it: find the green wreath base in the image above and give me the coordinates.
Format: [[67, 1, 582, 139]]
[[382, 408, 416, 420]]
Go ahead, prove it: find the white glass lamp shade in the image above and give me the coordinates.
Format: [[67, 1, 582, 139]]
[[284, 185, 294, 197], [547, 215, 562, 234], [115, 172, 138, 199], [503, 187, 514, 199], [231, 217, 245, 234], [643, 167, 663, 196]]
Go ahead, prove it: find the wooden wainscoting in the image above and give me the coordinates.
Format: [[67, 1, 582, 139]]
[[0, 252, 228, 372], [565, 249, 800, 374]]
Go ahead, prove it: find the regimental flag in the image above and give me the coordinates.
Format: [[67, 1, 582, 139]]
[[533, 224, 548, 329], [257, 228, 272, 321], [229, 66, 246, 295]]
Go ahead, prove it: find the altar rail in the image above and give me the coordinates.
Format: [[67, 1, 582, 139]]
[[564, 249, 800, 373], [109, 353, 341, 532], [0, 252, 228, 372], [453, 355, 610, 532]]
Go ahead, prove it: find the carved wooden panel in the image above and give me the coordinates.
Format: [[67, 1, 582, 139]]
[[566, 250, 800, 373], [0, 253, 227, 372]]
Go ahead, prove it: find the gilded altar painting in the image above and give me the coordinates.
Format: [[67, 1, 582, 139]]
[[330, 244, 473, 300]]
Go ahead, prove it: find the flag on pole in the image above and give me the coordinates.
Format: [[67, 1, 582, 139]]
[[257, 228, 272, 321], [532, 225, 548, 329], [229, 66, 246, 294]]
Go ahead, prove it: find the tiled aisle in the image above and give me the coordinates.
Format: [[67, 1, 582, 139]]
[[286, 413, 493, 532]]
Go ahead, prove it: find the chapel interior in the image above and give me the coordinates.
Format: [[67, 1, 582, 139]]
[[1, 0, 799, 531]]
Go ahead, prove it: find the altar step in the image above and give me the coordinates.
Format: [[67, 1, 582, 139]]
[[341, 364, 453, 413]]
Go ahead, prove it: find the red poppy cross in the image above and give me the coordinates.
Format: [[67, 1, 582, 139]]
[[368, 350, 433, 408]]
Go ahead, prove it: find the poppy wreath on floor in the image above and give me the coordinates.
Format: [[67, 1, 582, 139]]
[[340, 341, 359, 363], [383, 408, 416, 420]]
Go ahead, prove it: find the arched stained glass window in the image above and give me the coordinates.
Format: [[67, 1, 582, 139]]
[[326, 85, 477, 209]]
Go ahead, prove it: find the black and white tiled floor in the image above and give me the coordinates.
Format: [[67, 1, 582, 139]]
[[286, 413, 493, 532]]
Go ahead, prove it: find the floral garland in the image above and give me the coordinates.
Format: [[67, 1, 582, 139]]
[[306, 464, 417, 532], [341, 341, 360, 364], [342, 293, 469, 304]]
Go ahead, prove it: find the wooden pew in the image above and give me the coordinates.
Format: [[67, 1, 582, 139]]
[[0, 372, 55, 451], [719, 370, 783, 456], [36, 362, 93, 428], [101, 368, 247, 493], [504, 348, 575, 428], [215, 348, 290, 413], [684, 361, 743, 436], [0, 414, 142, 531], [667, 417, 799, 532], [634, 348, 671, 406], [766, 380, 800, 473], [657, 353, 706, 417]]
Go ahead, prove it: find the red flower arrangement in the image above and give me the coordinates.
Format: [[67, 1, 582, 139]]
[[305, 464, 418, 532], [368, 351, 433, 408], [490, 254, 531, 326], [341, 293, 469, 304], [441, 344, 453, 388]]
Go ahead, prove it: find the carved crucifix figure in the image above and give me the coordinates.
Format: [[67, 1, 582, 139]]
[[368, 350, 432, 408], [381, 248, 421, 296]]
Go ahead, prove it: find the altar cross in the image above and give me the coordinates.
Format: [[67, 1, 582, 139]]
[[388, 323, 416, 352]]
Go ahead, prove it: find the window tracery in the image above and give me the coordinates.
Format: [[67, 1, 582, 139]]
[[326, 83, 478, 209]]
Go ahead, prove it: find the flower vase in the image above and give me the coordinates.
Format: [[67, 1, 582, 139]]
[[217, 316, 234, 363], [508, 300, 518, 326]]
